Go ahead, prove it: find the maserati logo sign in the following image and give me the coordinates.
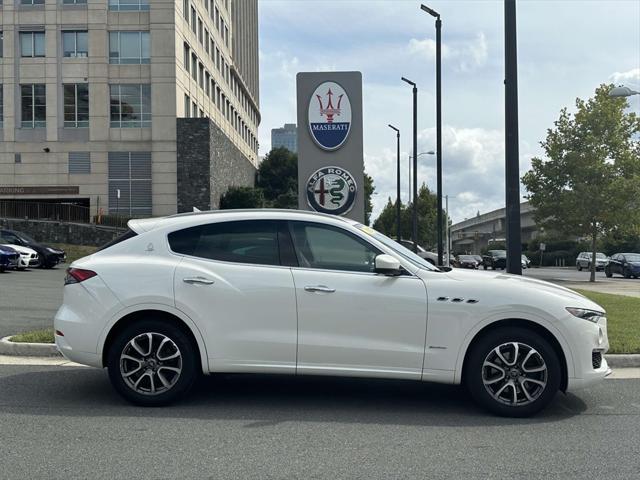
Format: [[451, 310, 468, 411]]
[[308, 81, 352, 151], [306, 166, 357, 215]]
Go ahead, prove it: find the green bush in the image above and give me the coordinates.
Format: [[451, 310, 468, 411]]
[[219, 186, 265, 209]]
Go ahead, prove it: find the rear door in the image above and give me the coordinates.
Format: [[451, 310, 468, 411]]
[[172, 220, 298, 373]]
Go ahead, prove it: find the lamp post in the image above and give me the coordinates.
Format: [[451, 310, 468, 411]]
[[420, 4, 444, 266], [401, 76, 418, 253], [388, 124, 401, 242]]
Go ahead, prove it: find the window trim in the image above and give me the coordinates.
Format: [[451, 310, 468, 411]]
[[62, 30, 88, 58], [20, 31, 46, 58], [63, 83, 89, 128]]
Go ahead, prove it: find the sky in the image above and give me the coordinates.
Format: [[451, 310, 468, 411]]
[[257, 0, 640, 224]]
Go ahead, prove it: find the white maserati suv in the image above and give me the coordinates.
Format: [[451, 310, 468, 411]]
[[54, 210, 610, 416]]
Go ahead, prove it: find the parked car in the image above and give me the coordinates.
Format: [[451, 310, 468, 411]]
[[521, 254, 531, 269], [605, 253, 640, 279], [398, 239, 437, 265], [456, 254, 479, 269], [472, 254, 484, 266], [0, 236, 41, 270], [55, 210, 610, 417], [0, 229, 65, 268], [482, 250, 507, 270], [0, 245, 20, 272], [576, 252, 608, 271]]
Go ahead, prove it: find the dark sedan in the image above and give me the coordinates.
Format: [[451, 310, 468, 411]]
[[605, 253, 640, 279], [482, 250, 507, 270], [0, 229, 65, 269], [456, 255, 479, 269], [0, 245, 19, 272]]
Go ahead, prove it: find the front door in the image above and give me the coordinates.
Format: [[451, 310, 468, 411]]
[[288, 221, 428, 379]]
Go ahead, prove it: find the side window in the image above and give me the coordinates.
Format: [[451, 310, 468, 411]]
[[289, 222, 380, 273], [168, 220, 280, 266]]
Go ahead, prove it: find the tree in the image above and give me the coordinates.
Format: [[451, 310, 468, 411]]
[[522, 84, 640, 282], [256, 147, 298, 208], [363, 172, 375, 225], [372, 183, 444, 249], [219, 186, 264, 209]]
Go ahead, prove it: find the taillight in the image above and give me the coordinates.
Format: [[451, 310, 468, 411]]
[[65, 268, 97, 285]]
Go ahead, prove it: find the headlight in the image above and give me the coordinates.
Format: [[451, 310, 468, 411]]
[[566, 307, 606, 323]]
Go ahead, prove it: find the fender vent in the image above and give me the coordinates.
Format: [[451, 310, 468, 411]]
[[592, 350, 603, 369]]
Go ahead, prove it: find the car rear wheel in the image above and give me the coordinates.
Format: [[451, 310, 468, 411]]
[[107, 319, 199, 406], [465, 327, 561, 417], [605, 268, 612, 278], [577, 264, 582, 271]]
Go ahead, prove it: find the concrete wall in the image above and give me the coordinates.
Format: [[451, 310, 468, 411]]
[[0, 218, 122, 246]]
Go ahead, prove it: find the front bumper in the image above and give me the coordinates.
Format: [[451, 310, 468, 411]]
[[564, 315, 610, 391]]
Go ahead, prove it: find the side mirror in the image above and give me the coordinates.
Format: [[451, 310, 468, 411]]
[[375, 254, 402, 276]]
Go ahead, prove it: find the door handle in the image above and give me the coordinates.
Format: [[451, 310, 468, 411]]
[[304, 285, 336, 293], [183, 276, 214, 285]]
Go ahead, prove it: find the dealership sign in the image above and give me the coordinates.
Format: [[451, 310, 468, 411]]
[[308, 81, 351, 151], [306, 166, 357, 215]]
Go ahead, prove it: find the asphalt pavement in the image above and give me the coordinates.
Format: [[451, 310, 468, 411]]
[[0, 363, 639, 479], [0, 267, 66, 338]]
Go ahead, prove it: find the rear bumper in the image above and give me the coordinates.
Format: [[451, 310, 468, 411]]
[[55, 334, 102, 368]]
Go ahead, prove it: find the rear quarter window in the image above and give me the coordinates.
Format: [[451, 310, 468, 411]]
[[98, 229, 138, 252]]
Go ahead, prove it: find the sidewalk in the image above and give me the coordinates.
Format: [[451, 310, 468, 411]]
[[562, 281, 640, 298]]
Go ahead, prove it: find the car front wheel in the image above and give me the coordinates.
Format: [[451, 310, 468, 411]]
[[605, 267, 612, 278], [107, 319, 199, 406], [465, 327, 561, 417]]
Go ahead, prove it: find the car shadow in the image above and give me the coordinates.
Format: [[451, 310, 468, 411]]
[[0, 367, 587, 427]]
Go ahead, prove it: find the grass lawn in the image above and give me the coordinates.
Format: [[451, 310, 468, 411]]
[[10, 329, 55, 344], [51, 243, 99, 264], [574, 289, 640, 354]]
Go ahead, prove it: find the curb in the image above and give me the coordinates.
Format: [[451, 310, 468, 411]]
[[0, 336, 61, 357], [605, 354, 640, 368]]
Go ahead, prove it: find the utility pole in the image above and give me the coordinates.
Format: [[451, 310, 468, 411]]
[[504, 0, 522, 275]]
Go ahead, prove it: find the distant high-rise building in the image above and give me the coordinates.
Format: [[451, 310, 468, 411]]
[[271, 123, 297, 153]]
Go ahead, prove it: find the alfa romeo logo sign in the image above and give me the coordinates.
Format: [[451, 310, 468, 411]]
[[308, 81, 351, 151], [306, 166, 357, 215]]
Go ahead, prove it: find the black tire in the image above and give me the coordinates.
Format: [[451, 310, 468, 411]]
[[624, 267, 631, 279], [464, 327, 561, 417], [577, 264, 582, 271], [0, 266, 5, 273], [107, 319, 199, 406], [605, 268, 612, 278], [483, 265, 487, 270]]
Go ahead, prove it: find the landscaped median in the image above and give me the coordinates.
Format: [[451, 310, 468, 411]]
[[1, 290, 637, 363]]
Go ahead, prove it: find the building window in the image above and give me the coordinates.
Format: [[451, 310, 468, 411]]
[[0, 32, 3, 58], [198, 63, 204, 88], [184, 94, 190, 117], [109, 31, 150, 64], [204, 29, 209, 53], [62, 31, 88, 58], [20, 32, 45, 57], [198, 18, 203, 44], [108, 0, 149, 11], [0, 85, 3, 128], [21, 84, 46, 128], [108, 151, 152, 216], [205, 72, 210, 97], [68, 152, 91, 174], [21, 0, 45, 5], [191, 53, 197, 80], [183, 43, 190, 70], [191, 7, 197, 34], [183, 0, 188, 18], [63, 84, 89, 128], [63, 0, 87, 4], [109, 84, 151, 128]]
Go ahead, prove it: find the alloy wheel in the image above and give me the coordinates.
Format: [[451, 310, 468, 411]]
[[120, 332, 183, 396], [482, 342, 548, 406]]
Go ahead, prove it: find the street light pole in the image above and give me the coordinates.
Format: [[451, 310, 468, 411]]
[[402, 77, 418, 253], [388, 124, 401, 242], [504, 0, 522, 275], [421, 4, 444, 266]]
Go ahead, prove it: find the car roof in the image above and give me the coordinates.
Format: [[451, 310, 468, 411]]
[[128, 209, 356, 234]]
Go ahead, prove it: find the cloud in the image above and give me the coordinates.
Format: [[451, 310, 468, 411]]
[[408, 32, 488, 72], [609, 68, 640, 84]]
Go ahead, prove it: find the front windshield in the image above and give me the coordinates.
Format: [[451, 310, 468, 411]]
[[355, 224, 440, 271], [596, 253, 607, 259]]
